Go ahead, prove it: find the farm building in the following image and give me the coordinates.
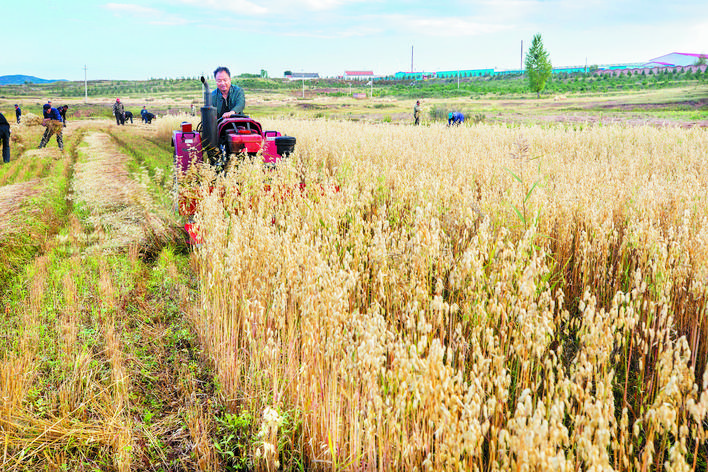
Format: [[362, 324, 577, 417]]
[[393, 71, 435, 81], [394, 65, 614, 80], [286, 72, 319, 80], [388, 51, 706, 81], [552, 66, 593, 74], [642, 52, 707, 68], [436, 69, 494, 78], [286, 72, 320, 80], [344, 71, 376, 81]]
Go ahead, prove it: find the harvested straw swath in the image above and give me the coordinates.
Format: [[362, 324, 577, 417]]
[[21, 112, 42, 127], [71, 131, 177, 254]]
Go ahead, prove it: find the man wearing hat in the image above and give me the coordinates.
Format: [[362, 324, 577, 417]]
[[38, 104, 64, 151], [43, 100, 53, 118], [113, 98, 125, 125], [14, 104, 21, 124]]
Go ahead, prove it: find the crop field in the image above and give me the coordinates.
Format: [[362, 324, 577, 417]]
[[0, 97, 707, 471]]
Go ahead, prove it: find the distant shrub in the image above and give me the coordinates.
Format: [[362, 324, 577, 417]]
[[428, 105, 448, 121], [471, 113, 485, 124]]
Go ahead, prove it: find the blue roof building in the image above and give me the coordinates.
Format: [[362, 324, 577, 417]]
[[642, 52, 707, 68]]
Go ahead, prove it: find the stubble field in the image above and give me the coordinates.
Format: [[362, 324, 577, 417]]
[[0, 97, 707, 471]]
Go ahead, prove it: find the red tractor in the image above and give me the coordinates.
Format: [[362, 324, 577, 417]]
[[172, 77, 297, 242]]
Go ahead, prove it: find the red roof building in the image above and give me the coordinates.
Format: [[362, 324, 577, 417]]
[[344, 71, 375, 80]]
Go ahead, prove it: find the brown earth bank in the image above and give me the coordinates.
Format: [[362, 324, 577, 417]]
[[492, 112, 708, 128], [596, 97, 708, 111]]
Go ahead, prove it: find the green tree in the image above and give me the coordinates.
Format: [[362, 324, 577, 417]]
[[524, 33, 552, 98]]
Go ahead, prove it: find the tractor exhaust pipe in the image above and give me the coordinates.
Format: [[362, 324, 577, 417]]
[[201, 76, 212, 107], [200, 76, 218, 161]]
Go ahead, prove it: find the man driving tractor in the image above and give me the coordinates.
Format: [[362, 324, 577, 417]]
[[172, 69, 297, 244], [212, 66, 245, 119]]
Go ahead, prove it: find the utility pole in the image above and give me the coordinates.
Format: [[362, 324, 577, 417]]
[[520, 40, 523, 72], [411, 45, 414, 73], [84, 64, 88, 103]]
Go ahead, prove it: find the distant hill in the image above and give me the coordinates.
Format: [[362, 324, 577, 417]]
[[0, 75, 67, 85]]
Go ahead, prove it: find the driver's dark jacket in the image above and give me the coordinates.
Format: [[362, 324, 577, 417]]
[[212, 85, 245, 117]]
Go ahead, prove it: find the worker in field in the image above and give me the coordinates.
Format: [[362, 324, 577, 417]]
[[59, 105, 69, 127], [448, 111, 464, 126], [113, 98, 125, 125], [14, 104, 21, 124], [38, 104, 64, 151], [140, 106, 148, 123], [0, 111, 10, 163], [413, 100, 421, 125], [212, 66, 245, 119], [42, 100, 53, 118]]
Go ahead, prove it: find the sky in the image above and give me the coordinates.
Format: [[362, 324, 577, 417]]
[[4, 0, 708, 81]]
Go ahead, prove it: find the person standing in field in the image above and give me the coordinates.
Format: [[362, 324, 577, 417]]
[[38, 104, 64, 151], [14, 104, 21, 124], [140, 106, 148, 123], [212, 66, 245, 119], [59, 105, 68, 127], [0, 111, 10, 163], [413, 100, 421, 125], [113, 98, 125, 125]]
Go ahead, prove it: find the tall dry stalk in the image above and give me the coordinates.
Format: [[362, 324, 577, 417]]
[[180, 119, 708, 470], [98, 260, 133, 472]]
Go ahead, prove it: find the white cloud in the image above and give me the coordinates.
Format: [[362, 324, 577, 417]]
[[396, 16, 512, 36], [294, 0, 373, 11], [174, 0, 268, 15], [104, 3, 191, 25], [173, 0, 376, 16], [282, 24, 384, 38], [459, 0, 624, 27], [467, 0, 548, 18], [683, 21, 708, 52], [218, 11, 510, 39]]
